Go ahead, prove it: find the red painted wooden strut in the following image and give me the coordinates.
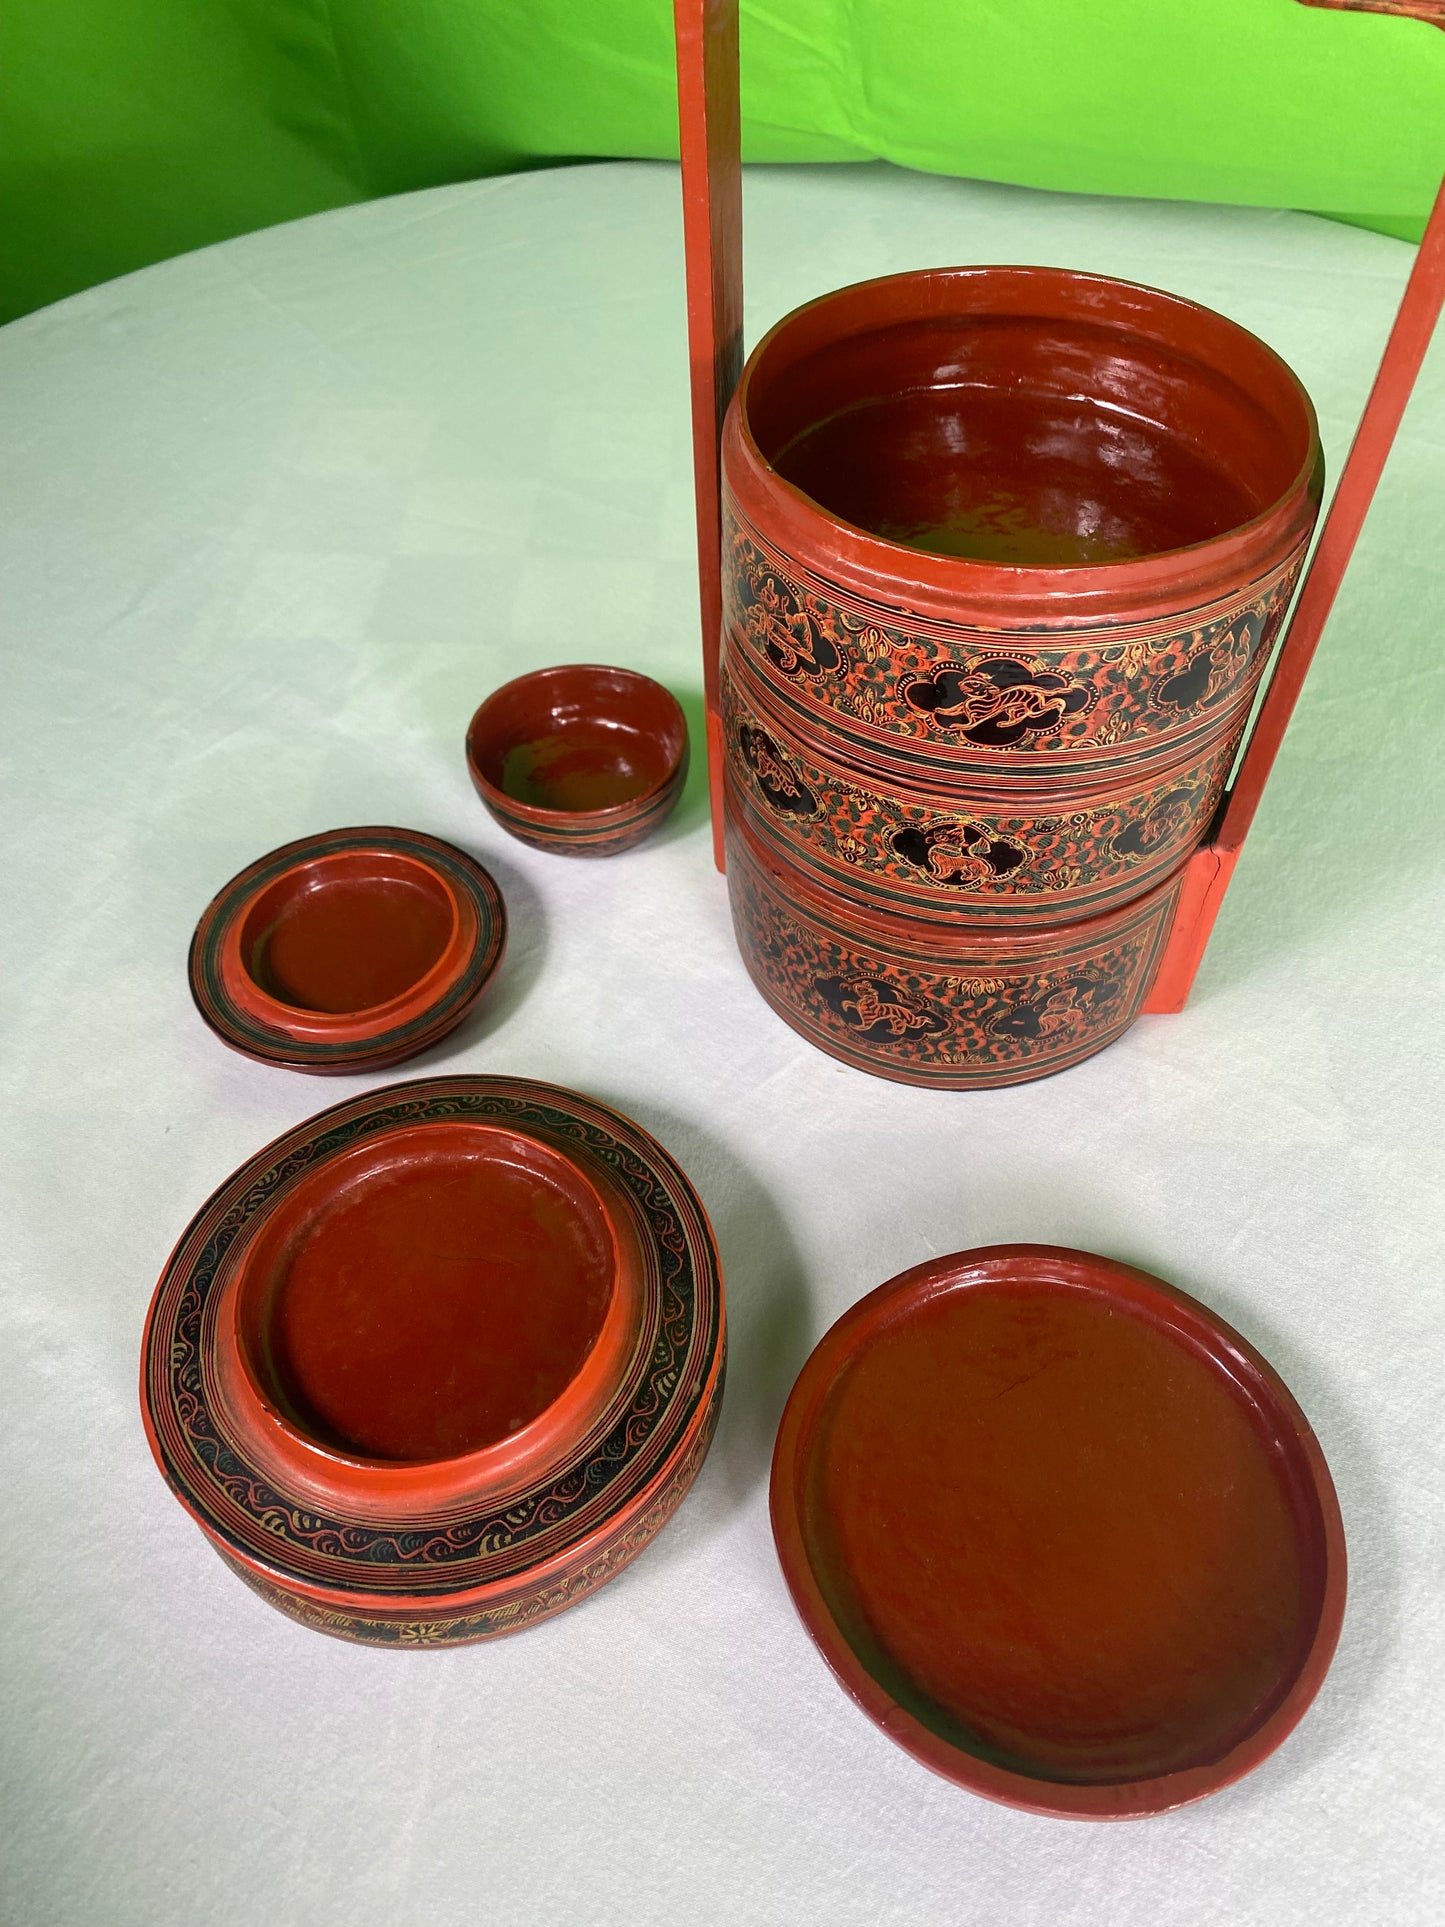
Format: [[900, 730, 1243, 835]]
[[1143, 172, 1445, 1011], [674, 0, 743, 873]]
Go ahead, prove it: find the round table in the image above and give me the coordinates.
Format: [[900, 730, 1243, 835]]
[[3, 161, 1441, 1927]]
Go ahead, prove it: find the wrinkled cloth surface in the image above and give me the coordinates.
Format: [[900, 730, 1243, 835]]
[[1, 162, 1442, 1927]]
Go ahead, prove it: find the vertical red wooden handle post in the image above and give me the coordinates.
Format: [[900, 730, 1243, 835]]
[[1144, 173, 1445, 1013], [674, 0, 744, 872]]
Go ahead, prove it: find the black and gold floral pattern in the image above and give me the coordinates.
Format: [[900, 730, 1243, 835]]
[[723, 501, 1301, 779]]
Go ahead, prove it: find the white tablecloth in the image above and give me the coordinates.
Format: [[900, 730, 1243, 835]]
[[3, 161, 1442, 1927]]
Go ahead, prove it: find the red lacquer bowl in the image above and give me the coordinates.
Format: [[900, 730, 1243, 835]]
[[140, 1076, 726, 1645], [189, 827, 506, 1074], [771, 1246, 1346, 1819], [725, 780, 1182, 1088], [466, 664, 689, 856], [723, 266, 1320, 783]]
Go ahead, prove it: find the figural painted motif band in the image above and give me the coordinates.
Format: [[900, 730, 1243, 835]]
[[722, 645, 1242, 928], [722, 503, 1307, 783]]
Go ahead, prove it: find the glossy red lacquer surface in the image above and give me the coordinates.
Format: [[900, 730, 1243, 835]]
[[774, 376, 1261, 568], [771, 1247, 1346, 1817], [236, 851, 457, 1016], [192, 828, 506, 1074], [466, 664, 689, 855], [673, 0, 744, 868], [215, 1119, 650, 1521], [142, 1078, 727, 1644], [730, 267, 1320, 631], [233, 1124, 617, 1464]]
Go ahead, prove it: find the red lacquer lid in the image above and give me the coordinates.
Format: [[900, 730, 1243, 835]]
[[140, 1077, 726, 1644], [770, 1246, 1346, 1818], [188, 826, 506, 1074], [465, 665, 689, 857]]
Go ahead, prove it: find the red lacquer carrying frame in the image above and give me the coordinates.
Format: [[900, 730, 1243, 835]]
[[1143, 178, 1445, 1007], [673, 0, 1445, 1007], [675, 0, 742, 873]]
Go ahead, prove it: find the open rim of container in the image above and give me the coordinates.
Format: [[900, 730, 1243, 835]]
[[727, 265, 1323, 629]]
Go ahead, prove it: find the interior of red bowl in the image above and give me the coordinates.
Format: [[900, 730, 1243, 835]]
[[746, 271, 1316, 567], [238, 851, 456, 1015], [233, 1122, 618, 1463], [794, 1273, 1332, 1788], [469, 666, 685, 815]]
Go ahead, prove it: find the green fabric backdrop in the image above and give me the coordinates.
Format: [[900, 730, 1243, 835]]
[[2, 1, 1441, 321]]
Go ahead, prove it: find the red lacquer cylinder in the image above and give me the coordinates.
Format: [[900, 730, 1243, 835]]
[[725, 781, 1185, 1090], [720, 266, 1321, 1080]]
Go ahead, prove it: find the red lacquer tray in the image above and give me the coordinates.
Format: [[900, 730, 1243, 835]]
[[188, 826, 506, 1074], [771, 1246, 1345, 1818], [140, 1076, 726, 1644]]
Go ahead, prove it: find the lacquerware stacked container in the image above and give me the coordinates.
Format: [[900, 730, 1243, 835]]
[[718, 266, 1322, 1087]]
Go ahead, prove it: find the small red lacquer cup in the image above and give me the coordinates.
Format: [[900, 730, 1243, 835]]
[[466, 664, 689, 856]]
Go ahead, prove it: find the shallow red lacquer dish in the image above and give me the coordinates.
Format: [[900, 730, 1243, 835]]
[[771, 1246, 1345, 1818], [140, 1076, 725, 1644], [466, 664, 689, 856], [188, 827, 506, 1074]]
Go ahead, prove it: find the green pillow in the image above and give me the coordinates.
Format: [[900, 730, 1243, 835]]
[[2, 1, 1439, 321]]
